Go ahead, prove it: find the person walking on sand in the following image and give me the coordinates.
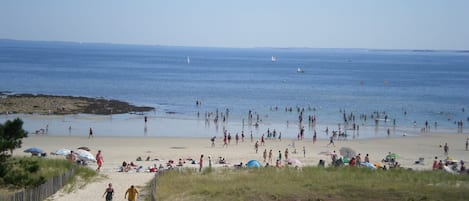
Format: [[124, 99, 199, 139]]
[[268, 149, 273, 163], [284, 148, 289, 160], [303, 146, 306, 158], [199, 154, 204, 172], [89, 127, 93, 139], [103, 183, 114, 201], [96, 150, 103, 172], [466, 137, 469, 151], [313, 132, 317, 144], [254, 141, 259, 153], [125, 185, 139, 201], [444, 143, 449, 156], [210, 136, 216, 148], [327, 136, 335, 147], [263, 149, 267, 162]]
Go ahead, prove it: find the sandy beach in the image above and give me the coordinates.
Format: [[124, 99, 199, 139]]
[[12, 132, 469, 201]]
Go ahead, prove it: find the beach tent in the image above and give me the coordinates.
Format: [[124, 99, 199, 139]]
[[246, 160, 261, 168]]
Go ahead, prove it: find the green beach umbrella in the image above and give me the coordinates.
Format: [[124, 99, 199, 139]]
[[386, 153, 399, 159]]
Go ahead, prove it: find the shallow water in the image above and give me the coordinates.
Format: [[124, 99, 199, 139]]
[[0, 40, 468, 138]]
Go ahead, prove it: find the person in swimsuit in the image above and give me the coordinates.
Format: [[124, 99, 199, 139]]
[[103, 183, 114, 201]]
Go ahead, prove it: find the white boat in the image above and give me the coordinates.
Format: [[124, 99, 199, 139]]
[[271, 56, 276, 62], [297, 67, 304, 73], [187, 56, 190, 64]]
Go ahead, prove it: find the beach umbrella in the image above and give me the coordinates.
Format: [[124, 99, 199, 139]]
[[77, 146, 91, 151], [386, 153, 399, 159], [51, 148, 71, 156], [339, 147, 356, 159], [246, 160, 261, 168], [361, 162, 377, 170], [443, 166, 458, 174], [75, 149, 96, 162], [287, 158, 302, 166], [342, 157, 350, 164], [24, 147, 44, 154]]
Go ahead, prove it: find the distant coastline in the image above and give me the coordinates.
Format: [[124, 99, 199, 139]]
[[1, 38, 468, 53], [0, 93, 154, 115]]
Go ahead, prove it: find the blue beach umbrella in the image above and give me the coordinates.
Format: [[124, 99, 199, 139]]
[[246, 160, 261, 168], [361, 162, 377, 170], [24, 147, 44, 154]]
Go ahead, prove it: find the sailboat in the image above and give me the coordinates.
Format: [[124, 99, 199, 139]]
[[297, 67, 304, 73], [187, 56, 190, 64], [271, 56, 276, 62]]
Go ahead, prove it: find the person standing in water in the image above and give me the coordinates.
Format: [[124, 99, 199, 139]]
[[89, 128, 93, 139]]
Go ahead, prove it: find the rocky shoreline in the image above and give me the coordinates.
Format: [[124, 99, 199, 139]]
[[0, 93, 154, 115]]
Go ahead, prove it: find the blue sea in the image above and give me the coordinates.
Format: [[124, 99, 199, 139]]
[[0, 40, 468, 139]]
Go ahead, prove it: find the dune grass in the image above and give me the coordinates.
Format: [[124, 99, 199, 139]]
[[155, 167, 469, 201], [0, 157, 98, 194]]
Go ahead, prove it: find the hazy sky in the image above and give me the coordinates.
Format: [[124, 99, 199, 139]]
[[1, 0, 468, 50]]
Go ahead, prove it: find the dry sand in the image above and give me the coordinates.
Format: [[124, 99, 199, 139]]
[[12, 133, 469, 201]]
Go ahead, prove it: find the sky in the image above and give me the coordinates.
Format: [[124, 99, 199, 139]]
[[0, 0, 468, 50]]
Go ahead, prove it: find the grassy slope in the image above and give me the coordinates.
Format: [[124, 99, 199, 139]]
[[155, 167, 469, 201], [0, 157, 98, 193]]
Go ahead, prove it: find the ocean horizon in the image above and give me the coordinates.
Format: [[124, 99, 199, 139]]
[[0, 39, 468, 139]]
